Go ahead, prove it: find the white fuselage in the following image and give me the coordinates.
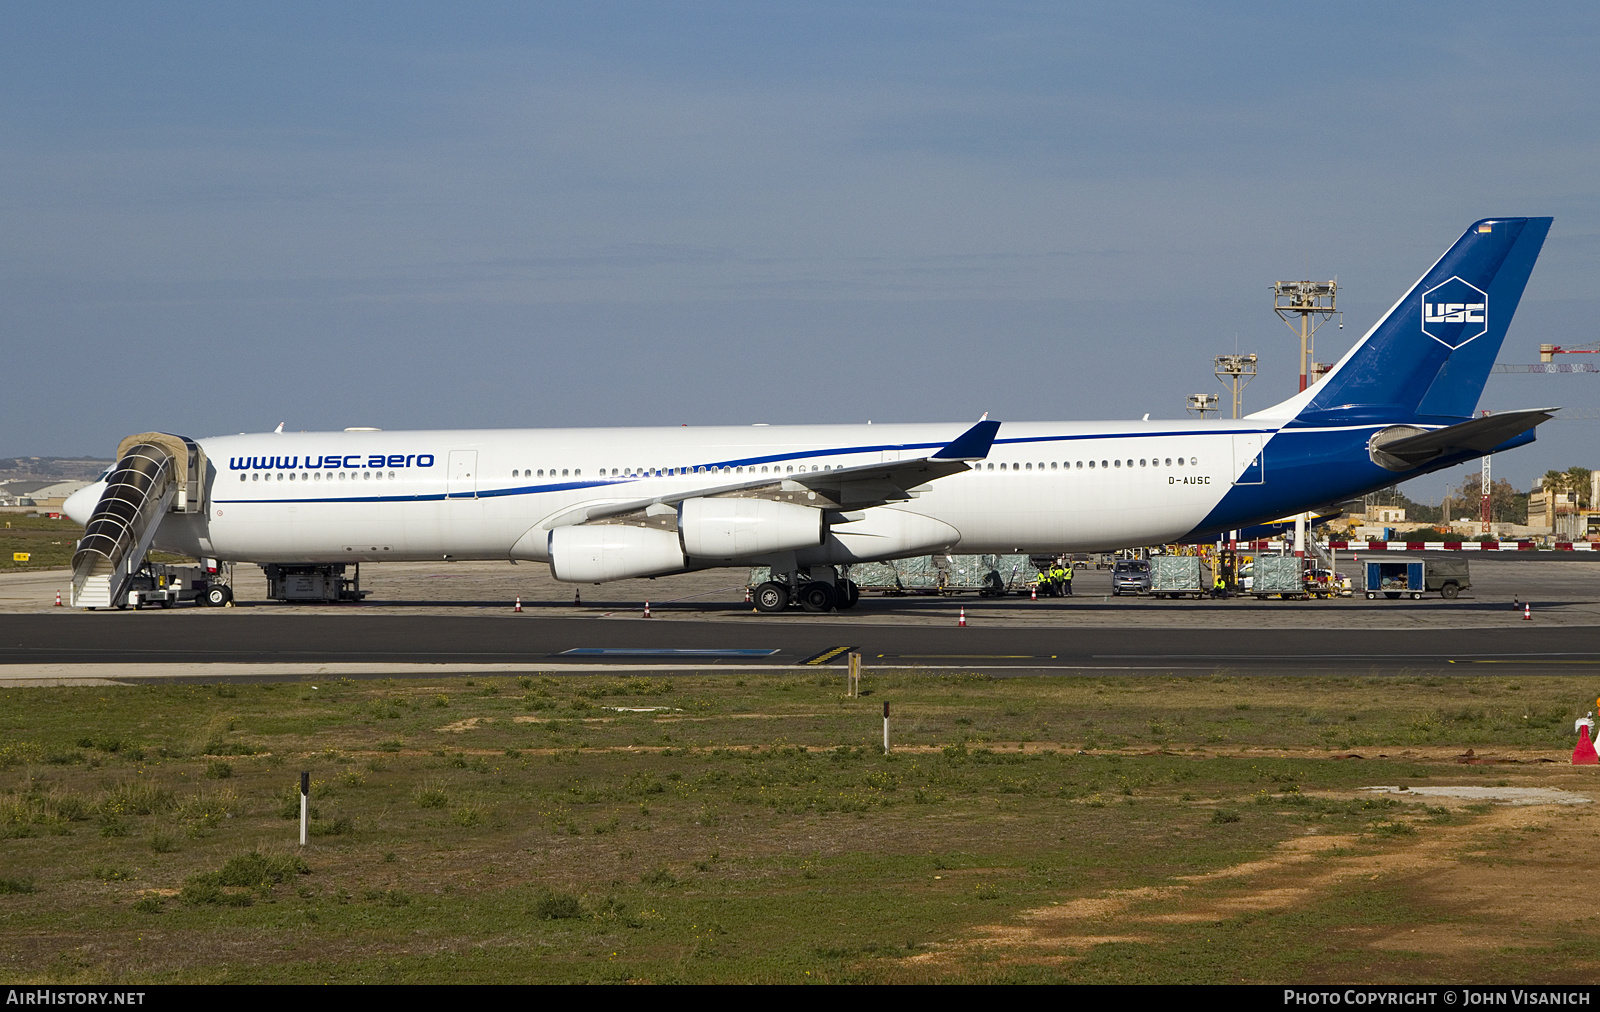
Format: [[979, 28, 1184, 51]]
[[74, 419, 1264, 572]]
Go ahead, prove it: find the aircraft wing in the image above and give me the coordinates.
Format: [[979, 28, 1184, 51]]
[[1369, 407, 1558, 470], [541, 417, 1000, 529]]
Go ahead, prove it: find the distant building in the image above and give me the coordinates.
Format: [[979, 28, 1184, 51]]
[[0, 480, 91, 509], [1529, 478, 1578, 532], [1365, 506, 1407, 524]]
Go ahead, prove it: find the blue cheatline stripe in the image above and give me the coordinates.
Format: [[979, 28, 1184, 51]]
[[558, 648, 780, 657], [212, 425, 1295, 506]]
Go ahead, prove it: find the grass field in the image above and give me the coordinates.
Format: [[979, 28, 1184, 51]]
[[1, 515, 189, 573], [2, 671, 1598, 983]]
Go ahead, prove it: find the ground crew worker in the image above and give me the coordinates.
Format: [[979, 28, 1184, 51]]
[[1212, 572, 1228, 599], [1060, 562, 1073, 596], [1037, 567, 1054, 597]]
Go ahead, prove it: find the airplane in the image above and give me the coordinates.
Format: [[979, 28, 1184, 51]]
[[64, 217, 1556, 613]]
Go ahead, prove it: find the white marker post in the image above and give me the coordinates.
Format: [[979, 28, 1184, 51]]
[[847, 652, 861, 698], [883, 701, 890, 754], [299, 771, 309, 846]]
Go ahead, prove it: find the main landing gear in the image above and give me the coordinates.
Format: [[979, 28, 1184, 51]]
[[752, 568, 860, 614]]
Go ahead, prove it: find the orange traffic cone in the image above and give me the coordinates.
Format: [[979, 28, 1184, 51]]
[[644, 600, 651, 618], [1575, 725, 1598, 765], [1030, 584, 1037, 601], [1524, 602, 1532, 621], [958, 606, 967, 628], [574, 589, 581, 605], [514, 596, 522, 613], [54, 590, 62, 607], [744, 587, 752, 604]]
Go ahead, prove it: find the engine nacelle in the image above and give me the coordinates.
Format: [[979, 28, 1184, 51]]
[[548, 524, 685, 583], [678, 497, 824, 560], [796, 507, 961, 565]]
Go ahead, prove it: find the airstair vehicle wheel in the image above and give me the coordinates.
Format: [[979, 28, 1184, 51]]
[[753, 582, 788, 614], [798, 582, 836, 613]]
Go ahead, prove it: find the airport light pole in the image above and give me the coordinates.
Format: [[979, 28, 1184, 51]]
[[1214, 353, 1258, 419], [1186, 393, 1219, 419], [1273, 280, 1341, 392]]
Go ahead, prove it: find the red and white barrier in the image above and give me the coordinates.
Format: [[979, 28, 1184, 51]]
[[1234, 540, 1600, 553]]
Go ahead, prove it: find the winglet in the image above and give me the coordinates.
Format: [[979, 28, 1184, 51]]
[[932, 418, 1001, 460]]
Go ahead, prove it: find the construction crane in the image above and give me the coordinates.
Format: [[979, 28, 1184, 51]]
[[1491, 341, 1600, 373]]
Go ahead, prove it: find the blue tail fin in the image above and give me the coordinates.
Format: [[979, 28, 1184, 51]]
[[1254, 217, 1552, 425]]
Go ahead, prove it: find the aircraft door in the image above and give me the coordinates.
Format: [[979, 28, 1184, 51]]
[[1231, 435, 1264, 486], [447, 450, 478, 498]]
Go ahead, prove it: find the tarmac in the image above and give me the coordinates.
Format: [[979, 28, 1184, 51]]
[[1, 556, 1598, 683]]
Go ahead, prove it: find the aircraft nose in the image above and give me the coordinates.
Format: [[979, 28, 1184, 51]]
[[63, 481, 106, 526]]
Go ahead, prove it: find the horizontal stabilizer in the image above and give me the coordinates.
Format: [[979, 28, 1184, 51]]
[[1368, 407, 1558, 471]]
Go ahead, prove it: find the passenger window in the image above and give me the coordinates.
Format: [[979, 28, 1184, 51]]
[[1190, 457, 1197, 465], [512, 469, 518, 477], [388, 471, 396, 479], [562, 469, 569, 477], [575, 469, 581, 476], [1038, 462, 1045, 470], [1076, 461, 1082, 469], [1101, 460, 1109, 468], [986, 463, 993, 471], [250, 474, 257, 481], [1114, 460, 1121, 468], [1139, 459, 1146, 467], [240, 474, 246, 482], [1165, 458, 1171, 466], [314, 473, 321, 481]]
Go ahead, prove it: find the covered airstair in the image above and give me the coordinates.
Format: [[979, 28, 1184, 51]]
[[70, 432, 207, 609]]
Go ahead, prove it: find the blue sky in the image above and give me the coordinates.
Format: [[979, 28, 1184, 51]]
[[4, 2, 1598, 503]]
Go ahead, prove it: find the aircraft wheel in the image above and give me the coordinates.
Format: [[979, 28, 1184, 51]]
[[798, 582, 836, 613], [205, 586, 232, 607], [753, 582, 789, 614], [835, 579, 861, 610]]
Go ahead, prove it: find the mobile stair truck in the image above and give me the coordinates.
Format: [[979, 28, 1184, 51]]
[[1364, 557, 1471, 600]]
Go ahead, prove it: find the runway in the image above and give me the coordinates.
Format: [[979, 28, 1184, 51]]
[[3, 612, 1598, 682]]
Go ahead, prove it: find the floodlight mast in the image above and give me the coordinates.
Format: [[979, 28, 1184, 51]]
[[1273, 280, 1341, 392], [1185, 392, 1219, 419], [1214, 353, 1257, 419]]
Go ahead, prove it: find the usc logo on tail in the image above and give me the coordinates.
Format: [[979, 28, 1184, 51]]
[[1421, 276, 1488, 349]]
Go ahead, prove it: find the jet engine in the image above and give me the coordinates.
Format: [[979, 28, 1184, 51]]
[[548, 524, 685, 582], [677, 497, 824, 560]]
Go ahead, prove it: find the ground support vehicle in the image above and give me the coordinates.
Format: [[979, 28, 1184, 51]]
[[1111, 558, 1152, 596], [262, 562, 369, 603], [1150, 555, 1206, 598], [118, 562, 212, 609], [750, 554, 1031, 606], [1250, 555, 1306, 599], [1364, 557, 1471, 600]]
